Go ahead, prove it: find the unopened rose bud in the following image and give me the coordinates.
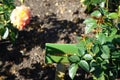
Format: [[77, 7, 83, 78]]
[[10, 5, 31, 30]]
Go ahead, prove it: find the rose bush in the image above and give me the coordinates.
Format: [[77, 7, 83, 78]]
[[68, 0, 120, 80]]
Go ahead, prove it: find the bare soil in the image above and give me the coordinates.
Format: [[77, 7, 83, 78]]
[[0, 0, 91, 80]]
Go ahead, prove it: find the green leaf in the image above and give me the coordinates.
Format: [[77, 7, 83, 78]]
[[91, 0, 105, 5], [9, 31, 18, 42], [90, 60, 97, 72], [91, 10, 101, 18], [99, 7, 109, 15], [108, 12, 118, 19], [96, 57, 103, 63], [78, 48, 85, 56], [98, 73, 105, 80], [96, 33, 106, 44], [84, 18, 97, 34], [77, 40, 86, 56], [107, 28, 117, 42], [101, 45, 110, 59], [2, 27, 9, 39], [110, 28, 117, 37], [84, 18, 96, 24], [78, 60, 89, 72], [90, 60, 97, 67], [101, 60, 109, 69], [83, 54, 93, 60], [68, 55, 80, 63], [90, 67, 95, 72], [99, 2, 105, 8], [0, 6, 4, 11], [0, 23, 4, 29], [93, 72, 105, 80], [92, 45, 99, 54], [83, 0, 91, 5], [69, 64, 78, 80], [109, 71, 113, 77], [111, 51, 120, 59]]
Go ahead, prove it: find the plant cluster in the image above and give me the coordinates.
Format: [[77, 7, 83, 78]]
[[68, 0, 120, 79], [0, 0, 17, 41], [0, 0, 30, 41]]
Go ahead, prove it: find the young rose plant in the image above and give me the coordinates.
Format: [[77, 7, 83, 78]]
[[68, 0, 120, 80]]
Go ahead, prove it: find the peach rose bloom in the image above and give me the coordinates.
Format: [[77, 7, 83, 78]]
[[10, 5, 31, 30]]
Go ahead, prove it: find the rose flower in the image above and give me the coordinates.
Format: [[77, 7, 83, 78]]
[[10, 5, 31, 30]]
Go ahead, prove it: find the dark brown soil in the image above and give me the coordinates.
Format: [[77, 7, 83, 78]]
[[0, 0, 89, 80]]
